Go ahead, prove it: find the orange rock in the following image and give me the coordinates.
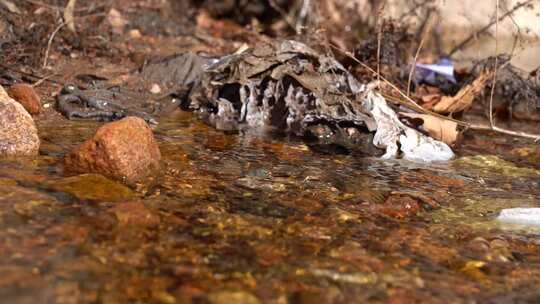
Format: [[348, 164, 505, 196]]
[[64, 117, 161, 185], [111, 201, 160, 228], [7, 83, 42, 115], [0, 85, 40, 156]]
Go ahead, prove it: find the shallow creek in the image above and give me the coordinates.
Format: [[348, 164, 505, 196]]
[[1, 111, 539, 303]]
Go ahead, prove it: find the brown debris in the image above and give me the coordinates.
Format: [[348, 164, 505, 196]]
[[421, 70, 492, 114], [400, 112, 460, 146], [7, 83, 42, 115]]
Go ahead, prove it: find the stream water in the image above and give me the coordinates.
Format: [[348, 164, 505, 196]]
[[1, 109, 539, 303]]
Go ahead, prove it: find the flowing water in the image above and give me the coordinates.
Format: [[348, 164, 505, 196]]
[[1, 109, 539, 303]]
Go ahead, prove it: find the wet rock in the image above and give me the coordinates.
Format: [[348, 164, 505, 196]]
[[111, 201, 160, 228], [64, 117, 161, 185], [0, 85, 40, 156], [46, 174, 135, 202], [7, 83, 42, 115]]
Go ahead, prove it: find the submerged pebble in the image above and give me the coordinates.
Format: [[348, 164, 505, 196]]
[[111, 201, 160, 227], [456, 155, 540, 177]]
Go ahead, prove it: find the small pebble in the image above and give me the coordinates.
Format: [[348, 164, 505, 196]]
[[129, 29, 142, 39], [150, 84, 161, 94]]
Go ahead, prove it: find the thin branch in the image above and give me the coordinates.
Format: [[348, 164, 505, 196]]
[[488, 0, 500, 127], [32, 73, 57, 87], [268, 0, 299, 34], [448, 0, 535, 57], [43, 21, 66, 69], [398, 0, 434, 20], [296, 0, 311, 33], [375, 1, 387, 88], [407, 14, 434, 97]]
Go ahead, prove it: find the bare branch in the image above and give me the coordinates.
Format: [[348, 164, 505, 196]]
[[448, 0, 535, 57]]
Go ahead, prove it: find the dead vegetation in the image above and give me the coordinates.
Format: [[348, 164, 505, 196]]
[[1, 0, 539, 146]]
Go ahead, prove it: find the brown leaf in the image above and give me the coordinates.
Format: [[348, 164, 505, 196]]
[[63, 0, 77, 33], [400, 112, 459, 145], [0, 0, 21, 14], [430, 70, 492, 114]]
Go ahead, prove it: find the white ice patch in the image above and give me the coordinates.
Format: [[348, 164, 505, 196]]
[[497, 208, 540, 226], [363, 88, 455, 162]]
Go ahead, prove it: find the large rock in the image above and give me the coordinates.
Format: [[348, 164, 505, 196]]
[[64, 116, 161, 185], [0, 85, 40, 156], [7, 83, 42, 115]]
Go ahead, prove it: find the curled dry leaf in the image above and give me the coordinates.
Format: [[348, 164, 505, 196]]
[[0, 0, 21, 14], [400, 112, 459, 146], [107, 8, 127, 34], [423, 70, 492, 114], [64, 0, 77, 33]]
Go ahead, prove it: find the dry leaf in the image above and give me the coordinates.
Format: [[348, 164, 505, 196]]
[[64, 0, 77, 32], [107, 8, 127, 34], [421, 70, 492, 114], [0, 0, 21, 14], [400, 112, 459, 146]]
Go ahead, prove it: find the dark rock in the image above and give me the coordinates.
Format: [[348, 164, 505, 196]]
[[64, 117, 161, 185], [7, 83, 42, 115], [0, 85, 40, 156]]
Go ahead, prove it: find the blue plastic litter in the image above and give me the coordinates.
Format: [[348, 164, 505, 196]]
[[414, 58, 457, 85]]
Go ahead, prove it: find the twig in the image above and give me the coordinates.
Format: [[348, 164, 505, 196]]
[[448, 0, 534, 57], [329, 44, 540, 141], [398, 0, 435, 20], [488, 0, 500, 127], [466, 124, 540, 141], [375, 1, 386, 88], [0, 63, 63, 85], [407, 14, 433, 97], [296, 0, 311, 33], [268, 0, 299, 34], [43, 21, 66, 69], [32, 73, 57, 87]]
